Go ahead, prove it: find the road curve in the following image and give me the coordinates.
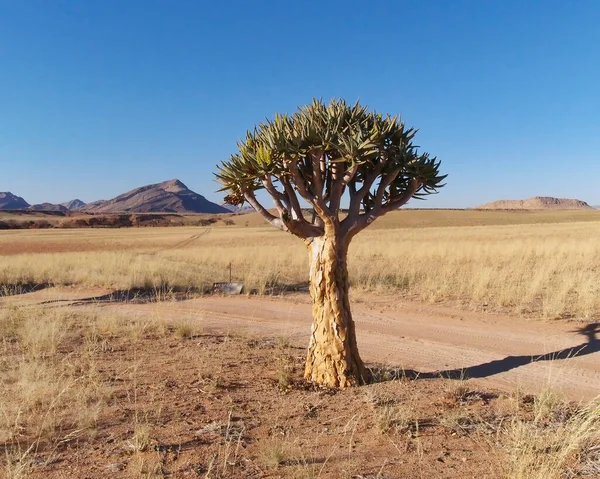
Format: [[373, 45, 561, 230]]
[[106, 294, 600, 401], [6, 289, 598, 401]]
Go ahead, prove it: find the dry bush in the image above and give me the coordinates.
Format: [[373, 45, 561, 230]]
[[376, 403, 417, 434], [258, 437, 288, 468], [0, 352, 109, 445], [442, 371, 472, 403], [504, 396, 600, 479], [128, 424, 153, 453], [0, 307, 112, 447], [273, 337, 297, 389], [0, 304, 26, 338], [3, 444, 36, 479], [170, 316, 202, 339], [17, 310, 70, 359], [203, 412, 247, 478], [364, 388, 417, 435]]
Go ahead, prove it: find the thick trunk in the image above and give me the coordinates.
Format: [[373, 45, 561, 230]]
[[304, 228, 370, 387]]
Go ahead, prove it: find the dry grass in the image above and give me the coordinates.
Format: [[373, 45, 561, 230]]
[[504, 392, 600, 478], [442, 370, 472, 403], [171, 316, 202, 340], [0, 307, 111, 454], [0, 301, 598, 478], [2, 209, 599, 477], [2, 213, 600, 319], [227, 208, 600, 229]]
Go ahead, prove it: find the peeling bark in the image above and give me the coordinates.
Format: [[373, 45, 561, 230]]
[[304, 224, 370, 387]]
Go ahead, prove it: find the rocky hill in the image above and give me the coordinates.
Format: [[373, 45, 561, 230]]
[[60, 199, 86, 210], [0, 192, 30, 210], [221, 204, 254, 213], [82, 179, 229, 214], [82, 200, 108, 210], [29, 203, 69, 212], [476, 196, 593, 210]]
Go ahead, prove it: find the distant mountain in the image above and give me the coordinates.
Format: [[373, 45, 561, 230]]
[[82, 179, 229, 214], [476, 196, 593, 210], [0, 192, 30, 210], [28, 203, 69, 212], [221, 204, 254, 213], [83, 199, 108, 210], [61, 199, 86, 210]]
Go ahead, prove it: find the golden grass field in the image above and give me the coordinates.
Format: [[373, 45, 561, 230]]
[[2, 209, 600, 320], [2, 209, 600, 478]]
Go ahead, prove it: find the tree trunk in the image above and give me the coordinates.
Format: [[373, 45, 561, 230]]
[[304, 226, 370, 387]]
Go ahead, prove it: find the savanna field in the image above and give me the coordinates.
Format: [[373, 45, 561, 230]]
[[1, 209, 600, 478], [2, 209, 600, 319]]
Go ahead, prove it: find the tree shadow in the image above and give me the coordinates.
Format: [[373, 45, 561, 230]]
[[372, 323, 600, 382], [252, 282, 310, 295], [38, 288, 196, 306], [0, 282, 54, 296]]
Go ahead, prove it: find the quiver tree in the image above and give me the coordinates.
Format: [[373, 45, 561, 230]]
[[216, 99, 445, 388]]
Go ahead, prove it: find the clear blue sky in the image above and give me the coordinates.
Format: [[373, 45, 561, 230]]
[[1, 0, 599, 207]]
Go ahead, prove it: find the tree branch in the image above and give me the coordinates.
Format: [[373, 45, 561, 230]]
[[310, 149, 325, 200], [279, 175, 304, 221], [286, 217, 324, 239], [262, 175, 288, 216], [243, 190, 287, 232], [342, 178, 421, 237], [245, 187, 324, 240], [328, 162, 359, 214], [288, 158, 333, 219], [323, 165, 332, 203], [374, 166, 402, 206], [378, 179, 421, 214], [347, 156, 386, 220]]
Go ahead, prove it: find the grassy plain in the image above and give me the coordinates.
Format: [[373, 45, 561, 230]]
[[2, 209, 600, 320], [2, 209, 600, 477], [1, 306, 598, 478]]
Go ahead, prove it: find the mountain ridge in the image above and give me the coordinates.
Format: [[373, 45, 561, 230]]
[[476, 196, 592, 210], [0, 192, 30, 210], [61, 199, 87, 210], [81, 179, 229, 214], [29, 203, 69, 212]]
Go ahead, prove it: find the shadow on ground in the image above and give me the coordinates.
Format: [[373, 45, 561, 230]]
[[372, 323, 600, 382], [37, 288, 199, 305], [0, 282, 55, 296]]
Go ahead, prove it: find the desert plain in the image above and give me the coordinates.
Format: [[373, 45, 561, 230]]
[[1, 209, 600, 478]]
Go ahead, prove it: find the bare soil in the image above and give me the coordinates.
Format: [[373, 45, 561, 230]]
[[2, 289, 599, 478], [94, 294, 600, 401], [8, 289, 600, 401], [0, 311, 505, 478]]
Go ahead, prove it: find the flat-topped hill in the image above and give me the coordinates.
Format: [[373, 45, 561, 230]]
[[476, 196, 593, 210]]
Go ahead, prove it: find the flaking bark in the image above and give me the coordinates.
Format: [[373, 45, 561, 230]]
[[304, 224, 369, 387]]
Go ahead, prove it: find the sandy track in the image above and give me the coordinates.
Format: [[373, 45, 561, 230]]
[[105, 295, 600, 401], [7, 290, 600, 401]]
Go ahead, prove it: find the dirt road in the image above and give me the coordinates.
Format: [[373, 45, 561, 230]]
[[7, 289, 600, 401]]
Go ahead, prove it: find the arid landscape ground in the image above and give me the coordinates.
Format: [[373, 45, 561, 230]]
[[1, 209, 600, 478]]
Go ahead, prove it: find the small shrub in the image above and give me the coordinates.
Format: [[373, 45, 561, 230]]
[[172, 317, 201, 339], [376, 404, 416, 434]]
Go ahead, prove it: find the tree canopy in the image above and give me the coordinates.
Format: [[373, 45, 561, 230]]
[[216, 99, 446, 240]]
